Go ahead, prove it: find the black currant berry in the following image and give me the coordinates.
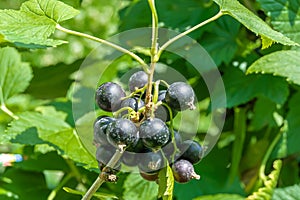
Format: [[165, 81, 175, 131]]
[[121, 151, 139, 167], [154, 90, 177, 122], [179, 140, 204, 164], [165, 82, 196, 111], [125, 137, 150, 153], [93, 116, 115, 146], [96, 145, 121, 171], [140, 170, 159, 182], [172, 159, 200, 183], [120, 97, 144, 115], [138, 151, 165, 173], [106, 118, 138, 149], [128, 71, 148, 92], [95, 82, 126, 112], [139, 118, 170, 149]]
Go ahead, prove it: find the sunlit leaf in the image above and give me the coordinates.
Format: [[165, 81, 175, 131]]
[[247, 50, 300, 86], [0, 0, 79, 47], [213, 0, 298, 48]]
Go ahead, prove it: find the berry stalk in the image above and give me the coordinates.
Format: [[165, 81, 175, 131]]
[[81, 148, 124, 200]]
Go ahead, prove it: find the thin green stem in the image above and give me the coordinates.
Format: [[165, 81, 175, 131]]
[[228, 107, 246, 183], [259, 128, 284, 181], [81, 148, 124, 200], [148, 0, 159, 59], [157, 11, 223, 59], [55, 24, 149, 73], [144, 0, 159, 118], [0, 104, 19, 120]]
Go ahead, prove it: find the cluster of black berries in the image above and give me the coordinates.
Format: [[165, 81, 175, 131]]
[[93, 70, 204, 183]]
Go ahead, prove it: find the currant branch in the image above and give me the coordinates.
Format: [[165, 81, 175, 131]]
[[55, 24, 149, 73], [81, 147, 124, 200]]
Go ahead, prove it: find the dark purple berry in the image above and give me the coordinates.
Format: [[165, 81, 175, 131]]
[[106, 118, 138, 148], [172, 159, 200, 183], [138, 151, 165, 173], [95, 82, 126, 112], [120, 97, 144, 115], [96, 145, 121, 171], [179, 140, 203, 164], [128, 71, 148, 92], [121, 151, 139, 167], [165, 82, 196, 111], [93, 116, 115, 146], [139, 118, 170, 149]]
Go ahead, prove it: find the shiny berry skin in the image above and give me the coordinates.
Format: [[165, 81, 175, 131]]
[[138, 151, 165, 173], [154, 90, 177, 122], [165, 82, 196, 111], [128, 71, 148, 92], [172, 159, 200, 183], [96, 145, 121, 171], [106, 119, 138, 148], [95, 82, 126, 112], [93, 116, 115, 146], [139, 118, 170, 149], [121, 151, 139, 167], [120, 97, 144, 115], [180, 140, 203, 164]]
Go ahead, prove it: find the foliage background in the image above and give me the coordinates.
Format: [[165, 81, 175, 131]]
[[0, 0, 300, 199]]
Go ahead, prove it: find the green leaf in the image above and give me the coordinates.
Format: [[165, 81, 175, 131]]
[[21, 0, 79, 23], [194, 194, 245, 200], [123, 173, 158, 200], [247, 50, 300, 86], [26, 60, 82, 99], [285, 92, 300, 155], [273, 184, 300, 200], [1, 168, 50, 200], [213, 67, 289, 108], [6, 108, 97, 168], [201, 15, 240, 66], [258, 0, 300, 44], [63, 187, 118, 199], [213, 0, 298, 48], [249, 96, 277, 131], [158, 166, 174, 200], [0, 0, 79, 47], [0, 47, 32, 102]]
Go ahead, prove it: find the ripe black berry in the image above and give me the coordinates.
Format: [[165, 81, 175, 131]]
[[172, 159, 200, 183], [139, 118, 170, 149], [121, 151, 139, 167], [138, 151, 165, 173], [179, 140, 203, 164], [106, 118, 138, 148], [154, 90, 177, 122], [165, 82, 196, 111], [128, 71, 148, 92], [95, 82, 126, 112], [120, 97, 144, 115], [96, 145, 121, 171], [93, 116, 115, 146]]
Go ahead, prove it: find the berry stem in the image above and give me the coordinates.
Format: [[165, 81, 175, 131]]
[[145, 0, 159, 118], [157, 10, 223, 59], [55, 24, 149, 73], [81, 148, 124, 200]]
